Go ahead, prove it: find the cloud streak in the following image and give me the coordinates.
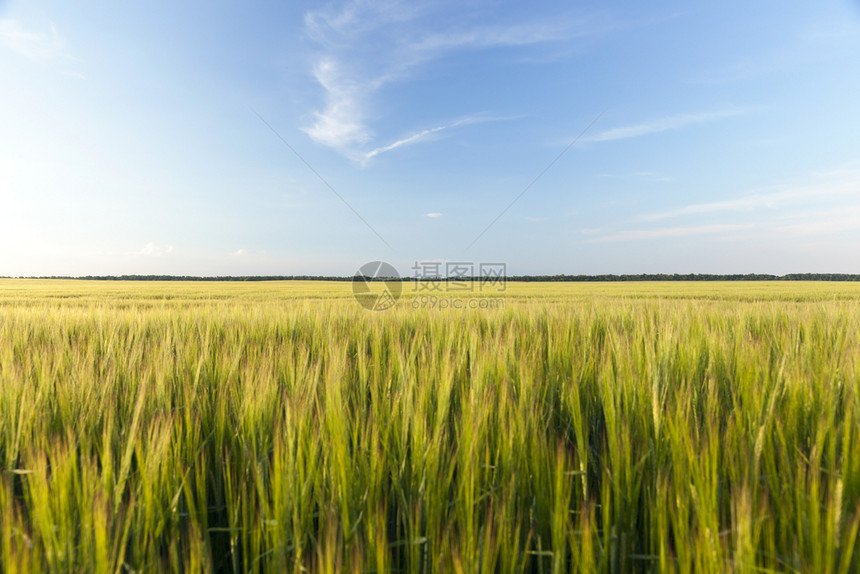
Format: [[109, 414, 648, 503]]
[[302, 58, 371, 150], [0, 19, 69, 61], [137, 242, 174, 257], [585, 108, 748, 143], [409, 21, 573, 52], [301, 1, 598, 161], [774, 206, 860, 237], [363, 114, 517, 160], [589, 223, 753, 243], [591, 168, 860, 244], [639, 169, 860, 221], [365, 124, 450, 160]]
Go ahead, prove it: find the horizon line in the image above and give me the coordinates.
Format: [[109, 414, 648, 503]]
[[3, 273, 860, 282]]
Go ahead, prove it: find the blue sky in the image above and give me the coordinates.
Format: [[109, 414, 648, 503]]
[[2, 0, 860, 276]]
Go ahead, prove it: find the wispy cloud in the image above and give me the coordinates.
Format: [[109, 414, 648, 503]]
[[597, 171, 673, 182], [0, 19, 69, 61], [365, 124, 450, 160], [773, 206, 860, 237], [585, 108, 748, 143], [592, 167, 860, 244], [632, 171, 674, 182], [638, 194, 776, 222], [301, 1, 600, 161], [363, 114, 517, 161], [590, 223, 753, 243], [691, 19, 860, 85], [409, 21, 572, 52], [303, 57, 371, 151], [639, 169, 860, 222], [136, 242, 174, 257], [425, 212, 443, 218]]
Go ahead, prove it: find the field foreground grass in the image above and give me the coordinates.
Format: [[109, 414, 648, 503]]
[[1, 279, 860, 573]]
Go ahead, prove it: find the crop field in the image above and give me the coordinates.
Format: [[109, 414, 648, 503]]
[[1, 279, 860, 573]]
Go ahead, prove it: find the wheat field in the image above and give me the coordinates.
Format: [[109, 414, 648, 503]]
[[1, 279, 859, 573]]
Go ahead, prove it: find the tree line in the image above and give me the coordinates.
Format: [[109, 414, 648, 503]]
[[8, 273, 860, 282]]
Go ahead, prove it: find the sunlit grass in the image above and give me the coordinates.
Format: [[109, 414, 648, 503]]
[[1, 279, 859, 572]]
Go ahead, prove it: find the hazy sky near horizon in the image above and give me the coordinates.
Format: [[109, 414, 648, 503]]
[[2, 0, 860, 276]]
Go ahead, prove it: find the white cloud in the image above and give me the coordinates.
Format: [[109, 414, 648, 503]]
[[304, 1, 422, 45], [590, 224, 753, 243], [363, 114, 516, 161], [690, 19, 860, 86], [591, 167, 860, 245], [773, 206, 860, 237], [365, 124, 449, 160], [585, 108, 748, 143], [639, 195, 775, 222], [302, 58, 371, 151], [639, 169, 860, 222], [597, 171, 673, 182], [410, 21, 571, 52], [301, 1, 595, 160], [234, 249, 247, 256], [525, 216, 549, 222], [632, 171, 673, 182], [425, 212, 443, 218], [137, 242, 174, 257], [0, 19, 69, 61]]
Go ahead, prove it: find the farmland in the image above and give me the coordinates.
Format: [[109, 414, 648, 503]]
[[1, 279, 859, 572]]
